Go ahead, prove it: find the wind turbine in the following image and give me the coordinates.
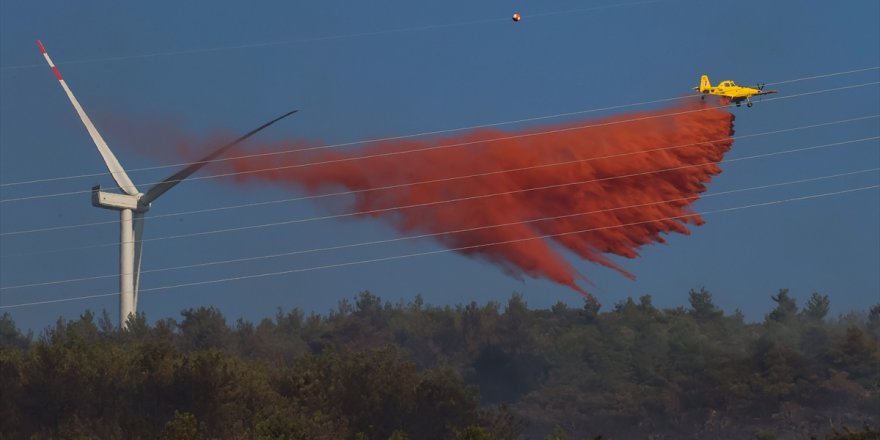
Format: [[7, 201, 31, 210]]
[[37, 40, 297, 328]]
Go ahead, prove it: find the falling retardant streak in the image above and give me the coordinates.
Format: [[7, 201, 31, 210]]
[[188, 101, 735, 299]]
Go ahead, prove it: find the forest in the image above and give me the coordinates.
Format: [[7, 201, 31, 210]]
[[1, 288, 878, 439]]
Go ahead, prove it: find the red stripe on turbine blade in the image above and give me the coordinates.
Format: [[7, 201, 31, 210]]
[[37, 40, 47, 54], [51, 66, 63, 81]]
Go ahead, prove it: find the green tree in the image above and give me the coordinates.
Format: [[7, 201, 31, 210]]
[[160, 411, 204, 440], [3, 289, 877, 439], [280, 346, 511, 440], [456, 426, 494, 440], [178, 307, 231, 351], [768, 289, 798, 323], [688, 287, 722, 321], [387, 430, 409, 440], [0, 312, 31, 349], [826, 327, 880, 382], [0, 348, 25, 438], [124, 311, 152, 337], [867, 304, 880, 339], [581, 296, 601, 323], [801, 293, 830, 322], [755, 429, 777, 440], [355, 290, 386, 326], [544, 425, 571, 440]]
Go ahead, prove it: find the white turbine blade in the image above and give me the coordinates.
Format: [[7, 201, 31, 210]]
[[132, 211, 145, 309], [37, 40, 139, 196], [141, 110, 297, 204]]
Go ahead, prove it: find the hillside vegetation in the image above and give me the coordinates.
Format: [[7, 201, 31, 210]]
[[1, 288, 878, 439]]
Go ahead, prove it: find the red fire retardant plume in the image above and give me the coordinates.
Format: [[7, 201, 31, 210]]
[[211, 101, 734, 298]]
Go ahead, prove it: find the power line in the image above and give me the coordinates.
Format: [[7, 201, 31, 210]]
[[3, 167, 875, 292], [764, 67, 879, 86], [2, 184, 875, 310], [0, 65, 874, 189], [2, 135, 876, 259], [0, 94, 689, 188], [3, 114, 875, 237], [2, 66, 875, 189], [0, 0, 669, 72], [1, 80, 877, 204]]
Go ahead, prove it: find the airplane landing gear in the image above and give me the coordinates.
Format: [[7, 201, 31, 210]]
[[747, 102, 753, 108]]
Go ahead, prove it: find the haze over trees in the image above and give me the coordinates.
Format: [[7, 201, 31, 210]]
[[1, 288, 877, 439]]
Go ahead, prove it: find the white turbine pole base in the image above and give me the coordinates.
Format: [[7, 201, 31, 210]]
[[119, 208, 136, 328]]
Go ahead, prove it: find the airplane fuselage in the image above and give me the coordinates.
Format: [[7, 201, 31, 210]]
[[695, 75, 777, 107], [703, 82, 763, 100]]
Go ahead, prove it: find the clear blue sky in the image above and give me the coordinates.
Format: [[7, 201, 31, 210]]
[[1, 0, 878, 332]]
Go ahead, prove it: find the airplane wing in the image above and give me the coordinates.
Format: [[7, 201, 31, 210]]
[[755, 90, 778, 96]]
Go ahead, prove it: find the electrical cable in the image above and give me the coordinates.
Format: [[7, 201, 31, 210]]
[[2, 114, 875, 237], [2, 135, 876, 259], [3, 66, 875, 189], [2, 167, 875, 292], [1, 80, 877, 203], [2, 184, 875, 309]]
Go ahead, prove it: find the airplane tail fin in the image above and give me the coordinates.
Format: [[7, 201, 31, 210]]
[[699, 75, 711, 93]]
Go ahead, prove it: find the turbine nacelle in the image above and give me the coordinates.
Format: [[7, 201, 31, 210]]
[[91, 185, 149, 212]]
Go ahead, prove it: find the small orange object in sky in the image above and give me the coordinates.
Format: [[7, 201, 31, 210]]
[[512, 13, 521, 22]]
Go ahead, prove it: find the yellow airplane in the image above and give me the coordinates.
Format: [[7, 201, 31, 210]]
[[694, 75, 777, 107]]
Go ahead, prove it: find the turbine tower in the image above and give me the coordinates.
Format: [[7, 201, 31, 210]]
[[37, 40, 297, 328]]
